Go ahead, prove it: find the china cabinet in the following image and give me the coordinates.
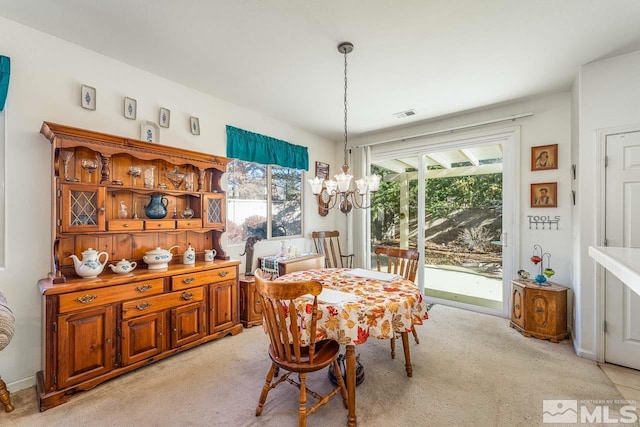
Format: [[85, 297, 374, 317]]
[[37, 122, 241, 411], [510, 280, 568, 343]]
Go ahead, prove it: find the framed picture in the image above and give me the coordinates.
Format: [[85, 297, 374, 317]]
[[190, 116, 200, 135], [81, 85, 96, 110], [124, 97, 137, 120], [159, 107, 171, 128], [531, 182, 558, 208], [531, 144, 558, 171], [315, 161, 330, 180], [140, 121, 160, 143]]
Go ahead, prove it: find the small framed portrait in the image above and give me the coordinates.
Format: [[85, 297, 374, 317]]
[[531, 182, 558, 208], [124, 97, 137, 120], [190, 116, 200, 135], [531, 144, 558, 171], [159, 107, 171, 128], [81, 85, 96, 110], [315, 161, 330, 180]]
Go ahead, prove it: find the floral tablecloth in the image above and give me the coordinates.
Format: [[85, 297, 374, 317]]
[[274, 268, 429, 346]]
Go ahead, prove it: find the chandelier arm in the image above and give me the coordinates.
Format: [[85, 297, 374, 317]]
[[350, 191, 374, 210]]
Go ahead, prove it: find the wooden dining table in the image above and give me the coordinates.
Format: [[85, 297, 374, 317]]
[[275, 268, 429, 426]]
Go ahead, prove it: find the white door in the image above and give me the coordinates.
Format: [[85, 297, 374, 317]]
[[605, 130, 640, 370]]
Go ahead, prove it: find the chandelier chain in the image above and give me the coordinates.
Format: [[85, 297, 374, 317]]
[[343, 48, 348, 167]]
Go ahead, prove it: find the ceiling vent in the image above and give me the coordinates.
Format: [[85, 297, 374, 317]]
[[393, 109, 416, 118]]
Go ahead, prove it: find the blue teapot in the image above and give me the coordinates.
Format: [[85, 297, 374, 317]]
[[144, 194, 169, 219]]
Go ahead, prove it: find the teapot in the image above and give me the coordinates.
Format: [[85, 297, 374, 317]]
[[109, 259, 137, 274], [69, 248, 109, 278], [144, 194, 169, 219], [204, 249, 217, 262], [183, 243, 195, 265], [143, 245, 179, 270]]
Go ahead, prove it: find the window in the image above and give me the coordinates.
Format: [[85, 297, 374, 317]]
[[227, 159, 303, 243]]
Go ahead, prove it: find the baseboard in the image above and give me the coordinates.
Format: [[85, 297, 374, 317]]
[[7, 374, 35, 393], [573, 342, 597, 361]]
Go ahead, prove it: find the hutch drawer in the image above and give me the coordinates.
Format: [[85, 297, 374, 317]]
[[171, 266, 236, 291], [143, 220, 175, 230], [121, 287, 204, 320], [59, 278, 164, 313]]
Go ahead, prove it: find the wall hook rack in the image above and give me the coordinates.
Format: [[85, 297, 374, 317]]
[[528, 215, 560, 230]]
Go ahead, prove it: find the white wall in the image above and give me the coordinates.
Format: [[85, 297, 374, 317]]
[[0, 17, 341, 392], [350, 92, 573, 306], [574, 49, 640, 359]]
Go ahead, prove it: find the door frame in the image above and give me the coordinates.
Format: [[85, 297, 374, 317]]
[[595, 123, 640, 364], [369, 126, 520, 317]]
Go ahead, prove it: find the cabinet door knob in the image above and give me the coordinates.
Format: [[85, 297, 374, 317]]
[[135, 284, 153, 292], [181, 292, 194, 301], [106, 338, 112, 344], [536, 307, 544, 313], [514, 304, 519, 310], [218, 271, 228, 277], [182, 277, 195, 284], [123, 223, 129, 228]]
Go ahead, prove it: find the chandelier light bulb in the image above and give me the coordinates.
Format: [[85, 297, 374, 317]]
[[325, 180, 338, 195]]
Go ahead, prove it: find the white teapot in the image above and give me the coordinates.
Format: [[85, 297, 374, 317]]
[[183, 244, 195, 265], [69, 248, 109, 279], [108, 259, 137, 274]]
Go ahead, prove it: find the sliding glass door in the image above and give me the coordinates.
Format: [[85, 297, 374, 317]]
[[368, 129, 518, 316]]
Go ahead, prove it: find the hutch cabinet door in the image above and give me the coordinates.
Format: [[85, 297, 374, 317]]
[[170, 301, 206, 348], [202, 193, 225, 228], [121, 311, 166, 366], [60, 183, 106, 233], [57, 305, 115, 388], [209, 280, 237, 333]]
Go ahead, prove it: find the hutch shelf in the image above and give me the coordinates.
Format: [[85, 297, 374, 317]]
[[37, 122, 242, 411]]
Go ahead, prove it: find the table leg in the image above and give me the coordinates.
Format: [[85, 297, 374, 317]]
[[345, 344, 357, 426], [401, 332, 413, 377]]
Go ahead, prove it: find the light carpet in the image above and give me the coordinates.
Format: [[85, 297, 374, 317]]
[[2, 305, 632, 426]]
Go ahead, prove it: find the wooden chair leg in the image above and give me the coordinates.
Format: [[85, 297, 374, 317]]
[[333, 359, 349, 409], [256, 363, 276, 416], [298, 372, 307, 427], [390, 336, 396, 359], [0, 377, 14, 413], [401, 332, 413, 377], [411, 325, 420, 344]]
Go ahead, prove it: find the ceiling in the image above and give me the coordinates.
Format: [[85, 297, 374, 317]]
[[2, 1, 640, 141]]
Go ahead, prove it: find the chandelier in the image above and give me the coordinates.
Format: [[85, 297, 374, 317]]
[[308, 42, 380, 214]]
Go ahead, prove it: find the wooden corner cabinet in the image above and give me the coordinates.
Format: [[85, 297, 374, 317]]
[[37, 122, 242, 411], [510, 279, 568, 343]]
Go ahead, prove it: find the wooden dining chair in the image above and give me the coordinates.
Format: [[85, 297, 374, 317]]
[[311, 230, 355, 268], [374, 246, 421, 359], [254, 269, 348, 427]]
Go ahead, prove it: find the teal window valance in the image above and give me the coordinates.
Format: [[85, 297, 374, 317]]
[[0, 56, 10, 112], [226, 125, 309, 171]]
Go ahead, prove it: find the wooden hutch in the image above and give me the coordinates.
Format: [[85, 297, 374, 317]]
[[37, 122, 242, 410]]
